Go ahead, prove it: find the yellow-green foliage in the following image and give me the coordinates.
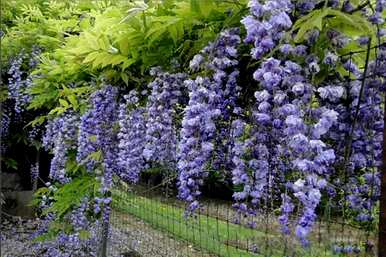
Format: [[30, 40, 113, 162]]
[[23, 0, 246, 120]]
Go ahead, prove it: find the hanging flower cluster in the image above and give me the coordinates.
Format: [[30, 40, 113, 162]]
[[35, 85, 119, 255], [143, 68, 187, 166], [177, 28, 241, 213], [70, 198, 91, 231], [7, 47, 41, 113], [7, 52, 29, 113], [241, 0, 292, 60], [239, 0, 386, 246], [117, 90, 147, 183], [24, 0, 386, 252], [43, 112, 80, 184], [76, 85, 119, 250], [30, 161, 39, 185], [0, 110, 10, 153], [77, 85, 118, 192]]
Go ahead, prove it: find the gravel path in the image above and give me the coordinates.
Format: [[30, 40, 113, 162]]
[[1, 212, 212, 257], [109, 211, 215, 257], [1, 215, 38, 257]]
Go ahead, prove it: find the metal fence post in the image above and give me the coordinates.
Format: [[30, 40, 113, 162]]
[[0, 0, 4, 252], [379, 93, 386, 257], [100, 217, 109, 257], [99, 191, 111, 257]]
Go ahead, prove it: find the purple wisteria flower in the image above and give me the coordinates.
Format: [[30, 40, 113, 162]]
[[178, 28, 241, 214], [117, 90, 146, 183], [7, 48, 41, 113], [30, 161, 39, 184], [43, 112, 80, 184], [77, 85, 118, 192], [241, 0, 346, 245], [143, 68, 187, 166], [241, 0, 292, 59]]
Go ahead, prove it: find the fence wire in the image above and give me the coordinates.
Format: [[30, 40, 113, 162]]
[[107, 181, 377, 257], [102, 41, 385, 257]]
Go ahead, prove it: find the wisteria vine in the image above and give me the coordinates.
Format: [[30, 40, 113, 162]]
[[3, 0, 386, 254]]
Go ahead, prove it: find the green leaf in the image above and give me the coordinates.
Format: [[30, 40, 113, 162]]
[[196, 0, 215, 17], [79, 18, 91, 30], [294, 8, 327, 43], [146, 24, 167, 41], [67, 95, 79, 110], [48, 106, 66, 116], [109, 55, 127, 66], [83, 32, 100, 51], [89, 135, 97, 142], [292, 8, 320, 30], [190, 0, 201, 14], [91, 52, 111, 69], [89, 150, 103, 162], [121, 58, 136, 70], [4, 158, 18, 170], [45, 175, 99, 218], [336, 65, 356, 79], [168, 25, 178, 45], [121, 72, 129, 85], [120, 2, 148, 23], [97, 35, 109, 50], [79, 230, 91, 240], [118, 38, 130, 56], [83, 51, 100, 64], [327, 10, 375, 38], [26, 116, 47, 127], [59, 99, 69, 108]]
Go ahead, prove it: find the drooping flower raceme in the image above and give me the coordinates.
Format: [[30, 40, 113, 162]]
[[241, 0, 343, 245], [0, 109, 10, 153], [241, 0, 293, 60], [7, 48, 41, 113], [76, 85, 119, 252], [30, 161, 39, 185], [178, 28, 241, 213], [8, 52, 28, 113], [43, 112, 80, 184], [77, 85, 118, 191], [177, 77, 221, 213], [143, 68, 187, 167], [117, 90, 147, 183], [230, 119, 260, 224]]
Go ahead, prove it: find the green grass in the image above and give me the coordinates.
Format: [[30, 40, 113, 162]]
[[112, 189, 337, 257]]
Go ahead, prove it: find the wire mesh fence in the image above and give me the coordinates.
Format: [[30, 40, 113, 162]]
[[106, 181, 378, 257], [100, 40, 386, 257], [0, 29, 385, 257]]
